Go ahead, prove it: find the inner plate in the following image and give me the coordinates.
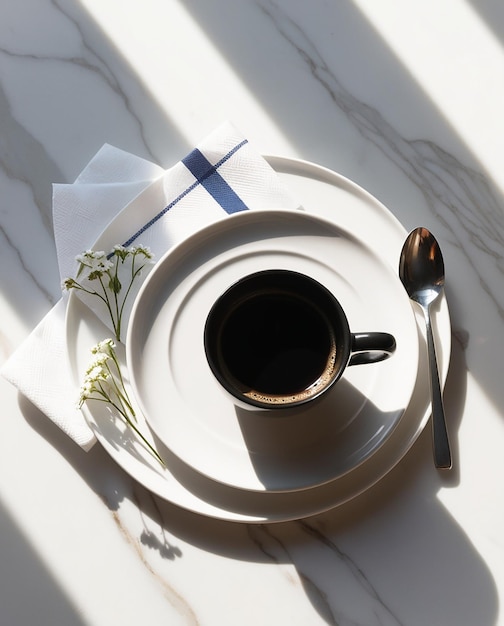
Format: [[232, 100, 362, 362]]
[[127, 209, 418, 492]]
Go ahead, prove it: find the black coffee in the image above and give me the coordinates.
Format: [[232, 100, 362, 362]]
[[219, 291, 337, 401]]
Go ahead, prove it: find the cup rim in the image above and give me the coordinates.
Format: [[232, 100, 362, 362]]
[[203, 268, 351, 410]]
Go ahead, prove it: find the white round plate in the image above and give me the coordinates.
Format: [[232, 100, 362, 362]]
[[66, 155, 451, 523], [127, 209, 418, 492]]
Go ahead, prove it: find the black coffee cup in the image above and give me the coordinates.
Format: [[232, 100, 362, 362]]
[[204, 269, 396, 410]]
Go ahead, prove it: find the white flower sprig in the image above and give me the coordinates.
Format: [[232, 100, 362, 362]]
[[63, 245, 154, 342], [79, 339, 164, 466]]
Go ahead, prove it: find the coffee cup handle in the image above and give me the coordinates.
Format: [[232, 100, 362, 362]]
[[349, 332, 396, 366]]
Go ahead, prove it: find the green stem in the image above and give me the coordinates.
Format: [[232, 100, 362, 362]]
[[117, 258, 145, 332], [112, 257, 121, 340], [119, 411, 165, 467], [70, 282, 110, 307], [97, 274, 119, 340], [108, 350, 133, 415], [106, 363, 136, 421], [86, 390, 164, 467]]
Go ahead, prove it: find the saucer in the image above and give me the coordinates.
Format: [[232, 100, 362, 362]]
[[66, 155, 451, 522], [127, 209, 418, 492]]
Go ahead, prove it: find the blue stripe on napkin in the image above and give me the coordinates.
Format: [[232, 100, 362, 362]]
[[120, 139, 249, 249], [182, 148, 248, 215]]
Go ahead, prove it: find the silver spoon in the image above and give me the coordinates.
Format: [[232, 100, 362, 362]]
[[399, 227, 452, 469]]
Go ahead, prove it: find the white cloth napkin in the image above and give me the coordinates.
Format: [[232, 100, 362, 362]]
[[1, 122, 298, 449]]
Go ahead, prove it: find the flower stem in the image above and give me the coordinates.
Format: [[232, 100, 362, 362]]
[[97, 274, 119, 340]]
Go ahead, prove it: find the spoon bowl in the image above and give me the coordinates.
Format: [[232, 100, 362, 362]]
[[399, 227, 451, 469]]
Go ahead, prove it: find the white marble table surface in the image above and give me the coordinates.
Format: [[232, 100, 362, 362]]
[[1, 1, 504, 624]]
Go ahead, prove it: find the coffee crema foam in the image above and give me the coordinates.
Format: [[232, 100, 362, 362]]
[[242, 341, 338, 405]]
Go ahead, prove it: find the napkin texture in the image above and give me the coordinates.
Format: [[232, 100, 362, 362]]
[[1, 122, 298, 449]]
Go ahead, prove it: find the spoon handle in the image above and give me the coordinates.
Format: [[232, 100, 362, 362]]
[[424, 305, 452, 469]]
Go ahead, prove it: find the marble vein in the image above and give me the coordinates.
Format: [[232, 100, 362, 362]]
[[259, 0, 504, 321], [51, 0, 160, 163], [0, 84, 59, 235], [109, 506, 199, 625], [247, 521, 406, 626], [0, 218, 56, 305], [102, 485, 199, 625], [299, 520, 403, 626], [0, 0, 158, 165], [136, 491, 183, 562], [0, 80, 58, 305], [247, 524, 338, 625]]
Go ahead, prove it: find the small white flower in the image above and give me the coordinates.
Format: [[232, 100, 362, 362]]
[[75, 249, 94, 264], [91, 338, 116, 357], [64, 244, 155, 342], [112, 245, 129, 261], [81, 378, 95, 393], [85, 363, 109, 382], [78, 379, 97, 406], [76, 250, 113, 276], [132, 245, 153, 260], [91, 352, 110, 368], [78, 337, 165, 467], [62, 278, 78, 291]]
